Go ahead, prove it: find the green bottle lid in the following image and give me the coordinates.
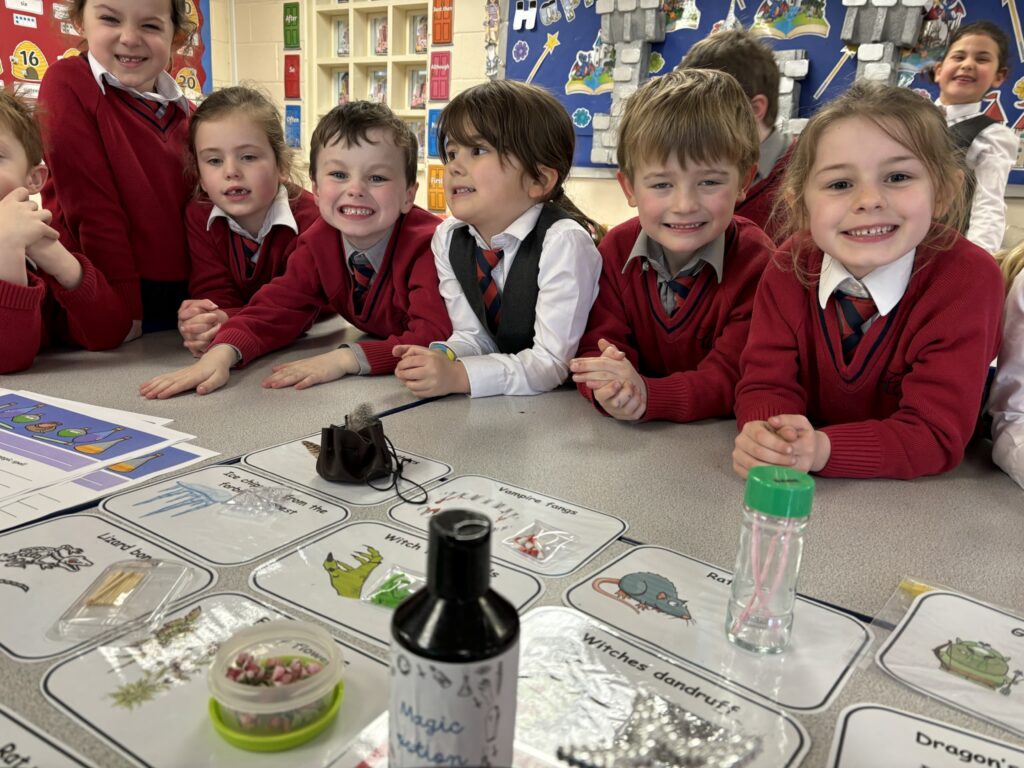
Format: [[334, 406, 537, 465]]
[[744, 466, 815, 518]]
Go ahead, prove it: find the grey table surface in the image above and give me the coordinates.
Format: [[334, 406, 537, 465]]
[[2, 318, 1023, 766]]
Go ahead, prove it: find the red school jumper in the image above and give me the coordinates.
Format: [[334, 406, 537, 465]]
[[735, 232, 1004, 479], [38, 55, 193, 322], [736, 142, 794, 243], [576, 217, 772, 422], [211, 205, 451, 373], [186, 190, 320, 316], [0, 254, 131, 374]]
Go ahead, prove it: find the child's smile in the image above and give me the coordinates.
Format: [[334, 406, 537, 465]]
[[77, 0, 176, 94], [934, 34, 1007, 106]]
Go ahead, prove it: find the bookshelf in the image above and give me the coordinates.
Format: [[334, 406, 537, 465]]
[[309, 0, 432, 172]]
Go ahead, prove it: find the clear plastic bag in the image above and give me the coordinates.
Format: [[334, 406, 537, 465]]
[[502, 520, 575, 566], [360, 565, 425, 609]]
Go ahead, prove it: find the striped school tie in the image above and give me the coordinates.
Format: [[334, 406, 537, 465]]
[[664, 273, 698, 313], [835, 291, 877, 362], [476, 247, 503, 329], [350, 252, 375, 311], [231, 232, 261, 277]]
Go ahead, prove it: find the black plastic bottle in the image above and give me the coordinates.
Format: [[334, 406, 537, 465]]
[[389, 509, 519, 768]]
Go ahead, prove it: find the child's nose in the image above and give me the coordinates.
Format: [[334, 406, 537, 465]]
[[854, 183, 885, 210], [120, 25, 142, 46], [672, 188, 700, 213]]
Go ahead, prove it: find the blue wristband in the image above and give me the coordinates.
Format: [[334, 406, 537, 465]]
[[429, 342, 457, 361]]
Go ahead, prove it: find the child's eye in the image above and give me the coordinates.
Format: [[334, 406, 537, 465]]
[[204, 158, 222, 167], [241, 154, 258, 162], [826, 180, 851, 191], [698, 179, 722, 187], [650, 182, 671, 190], [329, 171, 348, 180], [887, 172, 911, 183], [369, 175, 387, 183], [99, 14, 119, 23], [471, 146, 488, 156], [445, 150, 456, 161]]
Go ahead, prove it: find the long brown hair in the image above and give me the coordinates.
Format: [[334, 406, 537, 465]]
[[187, 86, 301, 199], [436, 80, 604, 243], [777, 81, 967, 282]]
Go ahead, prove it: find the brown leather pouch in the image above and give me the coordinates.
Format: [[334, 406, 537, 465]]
[[316, 420, 392, 483]]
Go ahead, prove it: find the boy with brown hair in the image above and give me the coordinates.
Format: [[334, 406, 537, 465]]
[[141, 101, 451, 397], [0, 90, 129, 373], [678, 29, 793, 240], [570, 68, 773, 422]]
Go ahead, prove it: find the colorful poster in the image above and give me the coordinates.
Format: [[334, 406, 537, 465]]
[[429, 51, 450, 101], [284, 53, 300, 99], [283, 2, 300, 50], [285, 104, 301, 148], [0, 0, 212, 98]]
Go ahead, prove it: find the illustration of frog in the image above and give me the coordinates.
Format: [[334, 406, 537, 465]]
[[592, 571, 693, 623], [934, 638, 1023, 695]]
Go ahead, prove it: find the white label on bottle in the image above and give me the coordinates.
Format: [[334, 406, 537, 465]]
[[388, 641, 519, 768]]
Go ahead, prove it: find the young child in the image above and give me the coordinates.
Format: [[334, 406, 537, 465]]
[[678, 29, 793, 241], [140, 101, 450, 398], [0, 91, 129, 373], [988, 242, 1024, 490], [733, 81, 1003, 480], [933, 20, 1016, 254], [179, 87, 319, 356], [393, 80, 602, 398], [570, 68, 772, 423], [39, 0, 195, 337]]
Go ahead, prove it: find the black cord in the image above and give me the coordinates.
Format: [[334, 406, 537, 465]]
[[365, 434, 428, 504]]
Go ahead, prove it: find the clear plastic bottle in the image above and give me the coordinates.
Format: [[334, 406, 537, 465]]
[[389, 509, 519, 767], [725, 466, 814, 654]]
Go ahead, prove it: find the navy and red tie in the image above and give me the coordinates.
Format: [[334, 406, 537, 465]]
[[836, 292, 877, 363], [476, 247, 503, 329], [231, 232, 261, 278], [665, 273, 698, 313], [351, 253, 375, 311]]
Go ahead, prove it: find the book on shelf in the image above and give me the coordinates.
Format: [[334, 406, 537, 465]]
[[335, 18, 350, 57], [335, 70, 350, 105], [369, 69, 387, 104], [372, 16, 388, 56], [410, 14, 428, 54], [409, 68, 427, 109], [405, 119, 426, 161]]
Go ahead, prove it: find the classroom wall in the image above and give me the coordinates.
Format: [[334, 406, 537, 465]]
[[218, 2, 1022, 248]]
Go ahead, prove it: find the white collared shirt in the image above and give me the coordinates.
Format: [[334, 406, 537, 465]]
[[206, 185, 298, 248], [432, 203, 602, 397], [622, 230, 725, 314], [989, 270, 1024, 490], [87, 52, 190, 113], [817, 249, 915, 316], [938, 98, 1018, 254]]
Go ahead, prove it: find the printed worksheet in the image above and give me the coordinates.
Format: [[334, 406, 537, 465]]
[[0, 391, 194, 504], [388, 475, 628, 576], [828, 704, 1024, 767], [42, 593, 389, 768], [877, 591, 1024, 738], [251, 521, 544, 647], [0, 444, 217, 531], [241, 433, 450, 506], [565, 546, 871, 713], [102, 465, 350, 566], [0, 514, 215, 661], [0, 704, 94, 767]]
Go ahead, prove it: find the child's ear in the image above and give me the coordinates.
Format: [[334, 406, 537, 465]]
[[528, 165, 558, 201], [616, 171, 638, 208], [25, 164, 48, 194], [992, 67, 1009, 89], [735, 164, 758, 204], [401, 181, 418, 213], [749, 94, 769, 126]]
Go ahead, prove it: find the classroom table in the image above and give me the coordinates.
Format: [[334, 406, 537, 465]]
[[2, 318, 1023, 767]]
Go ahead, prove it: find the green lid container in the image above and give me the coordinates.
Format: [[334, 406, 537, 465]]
[[744, 466, 815, 518]]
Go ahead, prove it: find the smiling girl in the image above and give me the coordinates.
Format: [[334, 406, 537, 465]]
[[732, 81, 1003, 480], [38, 0, 195, 338], [178, 87, 318, 356]]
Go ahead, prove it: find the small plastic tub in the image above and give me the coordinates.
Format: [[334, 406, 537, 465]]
[[207, 620, 344, 752]]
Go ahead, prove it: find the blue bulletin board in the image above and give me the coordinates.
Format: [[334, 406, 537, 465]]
[[504, 1, 1024, 184]]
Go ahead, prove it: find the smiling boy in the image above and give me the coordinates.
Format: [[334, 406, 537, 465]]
[[570, 69, 774, 422], [141, 101, 451, 398]]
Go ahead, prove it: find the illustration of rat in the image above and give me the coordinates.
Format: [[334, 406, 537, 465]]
[[592, 571, 693, 622]]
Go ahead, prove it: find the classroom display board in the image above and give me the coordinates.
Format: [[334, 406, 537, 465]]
[[41, 592, 388, 768], [505, 0, 1024, 182], [0, 704, 94, 768], [0, 0, 212, 99], [241, 434, 451, 506], [0, 513, 214, 661], [388, 474, 627, 577], [250, 520, 544, 648], [877, 591, 1024, 738], [564, 546, 871, 713], [827, 703, 1024, 767], [101, 465, 351, 567]]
